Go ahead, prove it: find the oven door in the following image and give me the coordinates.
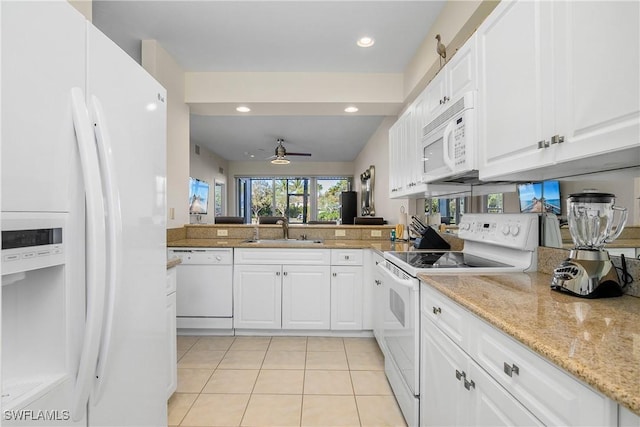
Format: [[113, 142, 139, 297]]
[[376, 262, 420, 396]]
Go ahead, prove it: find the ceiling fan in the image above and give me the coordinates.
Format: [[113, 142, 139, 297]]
[[268, 138, 312, 164]]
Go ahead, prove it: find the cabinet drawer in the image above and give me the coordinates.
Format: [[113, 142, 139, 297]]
[[421, 284, 469, 350], [235, 248, 330, 265], [331, 249, 363, 266], [473, 318, 616, 426]]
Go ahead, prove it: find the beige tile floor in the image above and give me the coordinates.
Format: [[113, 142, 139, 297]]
[[169, 336, 407, 427]]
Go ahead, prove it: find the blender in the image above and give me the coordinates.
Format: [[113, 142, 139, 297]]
[[551, 192, 627, 298]]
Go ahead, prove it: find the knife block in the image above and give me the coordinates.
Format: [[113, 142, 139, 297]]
[[413, 227, 450, 250]]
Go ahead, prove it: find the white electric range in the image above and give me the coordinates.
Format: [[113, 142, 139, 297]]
[[376, 213, 539, 427]]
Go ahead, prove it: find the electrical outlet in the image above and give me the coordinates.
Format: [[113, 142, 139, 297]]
[[335, 229, 346, 237], [371, 230, 382, 237], [217, 229, 228, 237]]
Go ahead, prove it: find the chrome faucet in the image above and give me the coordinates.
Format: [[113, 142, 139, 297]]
[[276, 218, 289, 240]]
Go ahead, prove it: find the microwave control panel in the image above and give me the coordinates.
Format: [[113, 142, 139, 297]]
[[453, 116, 466, 166]]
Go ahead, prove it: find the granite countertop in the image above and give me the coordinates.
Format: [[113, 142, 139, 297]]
[[417, 271, 640, 415], [167, 238, 415, 254], [166, 256, 182, 269]]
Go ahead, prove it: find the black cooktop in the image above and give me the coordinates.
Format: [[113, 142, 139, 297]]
[[386, 251, 513, 269]]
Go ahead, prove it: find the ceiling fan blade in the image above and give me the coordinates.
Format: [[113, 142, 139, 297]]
[[287, 152, 312, 157]]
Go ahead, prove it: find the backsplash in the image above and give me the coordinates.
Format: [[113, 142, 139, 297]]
[[538, 246, 640, 298]]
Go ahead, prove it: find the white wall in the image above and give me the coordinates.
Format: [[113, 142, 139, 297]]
[[354, 117, 411, 223], [141, 40, 190, 228], [190, 142, 229, 223]]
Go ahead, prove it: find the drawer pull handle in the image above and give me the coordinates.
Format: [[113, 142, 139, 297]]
[[432, 306, 442, 315], [345, 255, 350, 260], [464, 378, 475, 390], [455, 370, 465, 381], [374, 280, 382, 286], [503, 362, 520, 377], [276, 271, 281, 276]]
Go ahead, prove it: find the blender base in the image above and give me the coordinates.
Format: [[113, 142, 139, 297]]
[[551, 250, 623, 298]]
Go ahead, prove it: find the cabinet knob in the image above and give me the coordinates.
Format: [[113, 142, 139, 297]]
[[464, 378, 475, 390], [455, 370, 465, 381], [374, 279, 382, 286], [283, 271, 288, 276], [432, 306, 442, 315], [537, 140, 550, 149], [551, 134, 565, 144], [276, 271, 281, 276], [503, 362, 520, 377], [333, 272, 337, 277], [345, 255, 350, 260]]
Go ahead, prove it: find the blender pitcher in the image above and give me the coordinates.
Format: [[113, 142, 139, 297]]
[[567, 192, 627, 250]]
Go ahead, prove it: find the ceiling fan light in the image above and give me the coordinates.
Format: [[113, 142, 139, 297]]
[[271, 157, 290, 165]]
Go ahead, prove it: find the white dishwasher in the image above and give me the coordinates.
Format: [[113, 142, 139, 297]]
[[168, 248, 233, 331]]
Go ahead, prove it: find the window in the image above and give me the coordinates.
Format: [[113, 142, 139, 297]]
[[317, 178, 349, 221], [237, 177, 351, 224], [214, 182, 225, 216], [486, 193, 504, 213], [426, 196, 465, 225]]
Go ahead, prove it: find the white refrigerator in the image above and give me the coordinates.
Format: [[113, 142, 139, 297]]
[[1, 1, 168, 425]]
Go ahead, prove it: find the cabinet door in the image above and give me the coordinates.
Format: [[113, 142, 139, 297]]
[[468, 360, 543, 427], [389, 121, 402, 197], [554, 1, 640, 167], [372, 259, 386, 351], [166, 291, 177, 399], [282, 265, 330, 329], [420, 317, 469, 427], [477, 0, 555, 180], [234, 265, 282, 329], [423, 71, 448, 121], [446, 33, 477, 100], [330, 266, 363, 330]]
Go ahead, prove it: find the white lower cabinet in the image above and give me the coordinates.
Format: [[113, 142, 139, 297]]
[[233, 264, 282, 329], [283, 265, 331, 329], [233, 249, 331, 330], [330, 265, 363, 330], [330, 249, 364, 330], [420, 283, 617, 426], [421, 317, 542, 427], [166, 267, 177, 399]]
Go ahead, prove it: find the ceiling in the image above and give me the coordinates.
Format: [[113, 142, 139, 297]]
[[93, 1, 446, 163]]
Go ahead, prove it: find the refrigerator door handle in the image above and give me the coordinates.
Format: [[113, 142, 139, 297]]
[[70, 87, 108, 422], [90, 94, 123, 403]]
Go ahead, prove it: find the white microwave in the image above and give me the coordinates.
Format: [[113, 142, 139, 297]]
[[421, 91, 477, 183]]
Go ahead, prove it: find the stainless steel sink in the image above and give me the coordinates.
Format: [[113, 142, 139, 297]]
[[243, 238, 324, 245]]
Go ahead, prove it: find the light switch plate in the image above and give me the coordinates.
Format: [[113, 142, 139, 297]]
[[217, 229, 228, 237], [371, 230, 382, 237], [335, 229, 346, 237]]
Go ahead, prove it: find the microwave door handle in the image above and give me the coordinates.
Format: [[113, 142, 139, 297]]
[[442, 121, 456, 171]]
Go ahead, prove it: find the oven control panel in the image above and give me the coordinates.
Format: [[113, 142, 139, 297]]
[[458, 213, 539, 250]]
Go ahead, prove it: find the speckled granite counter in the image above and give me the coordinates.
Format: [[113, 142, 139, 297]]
[[417, 271, 640, 415], [166, 256, 182, 269]]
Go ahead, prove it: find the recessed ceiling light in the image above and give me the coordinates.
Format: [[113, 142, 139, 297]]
[[236, 106, 251, 113], [357, 37, 375, 48], [345, 106, 359, 113]]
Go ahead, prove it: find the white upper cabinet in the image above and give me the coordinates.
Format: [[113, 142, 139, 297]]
[[478, 0, 640, 180], [389, 34, 479, 198]]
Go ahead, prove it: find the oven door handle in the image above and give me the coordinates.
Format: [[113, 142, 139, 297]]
[[377, 263, 416, 289]]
